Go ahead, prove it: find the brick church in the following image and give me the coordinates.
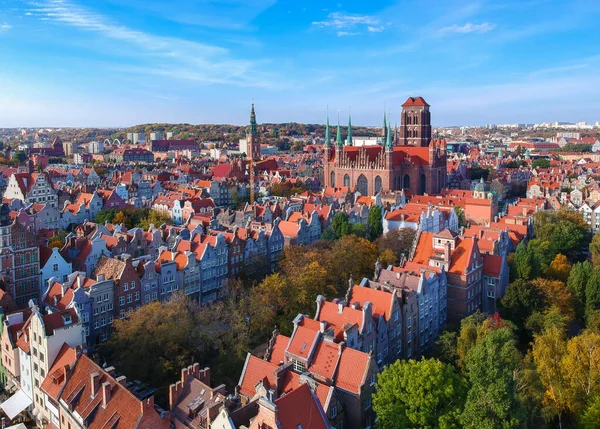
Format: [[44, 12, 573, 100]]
[[323, 97, 447, 196]]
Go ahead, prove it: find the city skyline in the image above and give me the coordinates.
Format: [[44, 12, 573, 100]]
[[1, 0, 600, 127]]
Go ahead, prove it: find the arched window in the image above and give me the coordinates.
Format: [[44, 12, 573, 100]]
[[437, 169, 444, 191], [344, 174, 350, 187], [375, 176, 382, 194], [357, 174, 368, 195], [403, 174, 410, 190], [420, 174, 427, 194], [331, 171, 336, 187]]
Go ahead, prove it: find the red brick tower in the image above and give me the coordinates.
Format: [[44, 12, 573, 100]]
[[399, 96, 432, 147]]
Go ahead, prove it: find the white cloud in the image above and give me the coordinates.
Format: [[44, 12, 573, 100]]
[[313, 12, 386, 35], [29, 0, 272, 87], [337, 31, 358, 37], [0, 22, 12, 31], [439, 22, 496, 35]]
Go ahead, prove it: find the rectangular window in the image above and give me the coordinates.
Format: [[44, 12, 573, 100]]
[[119, 296, 125, 306], [127, 294, 132, 304]]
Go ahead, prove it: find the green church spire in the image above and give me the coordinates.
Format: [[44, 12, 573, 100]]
[[249, 101, 257, 135], [324, 107, 331, 147], [346, 110, 353, 146], [336, 111, 343, 147], [385, 123, 393, 149]]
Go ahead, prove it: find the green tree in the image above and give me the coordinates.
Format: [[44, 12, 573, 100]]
[[454, 206, 467, 228], [500, 279, 542, 338], [13, 151, 27, 163], [514, 242, 539, 280], [331, 211, 350, 239], [376, 228, 416, 263], [460, 327, 527, 429], [567, 261, 593, 322], [586, 267, 600, 323], [367, 205, 383, 241], [435, 330, 459, 366], [580, 395, 600, 429], [591, 230, 600, 266], [373, 358, 467, 429], [532, 158, 551, 169]]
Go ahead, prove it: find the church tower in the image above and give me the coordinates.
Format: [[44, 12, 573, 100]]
[[246, 102, 261, 161], [399, 96, 432, 147]]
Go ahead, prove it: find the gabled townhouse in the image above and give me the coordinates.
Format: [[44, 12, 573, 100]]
[[42, 272, 115, 350], [240, 315, 378, 429], [0, 212, 42, 307], [3, 172, 58, 209], [39, 245, 72, 294], [135, 257, 160, 305], [93, 255, 141, 319], [278, 218, 310, 246], [56, 354, 169, 429], [344, 282, 404, 365], [61, 235, 110, 277], [97, 189, 127, 210], [168, 364, 230, 428], [374, 266, 447, 356], [239, 227, 269, 275], [314, 296, 377, 357], [30, 203, 60, 232], [4, 306, 84, 426], [156, 249, 182, 302], [101, 232, 130, 257], [408, 228, 483, 324], [1, 311, 28, 393]]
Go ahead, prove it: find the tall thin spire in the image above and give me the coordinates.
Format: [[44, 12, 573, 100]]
[[385, 123, 393, 149], [336, 110, 343, 147], [249, 101, 257, 135], [346, 108, 353, 146], [324, 106, 331, 147]]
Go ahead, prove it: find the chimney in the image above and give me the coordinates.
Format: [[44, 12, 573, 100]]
[[97, 274, 105, 282], [116, 375, 127, 386], [91, 372, 100, 396], [77, 276, 83, 289], [61, 283, 69, 297], [105, 366, 116, 376], [102, 381, 111, 407], [444, 241, 451, 262]]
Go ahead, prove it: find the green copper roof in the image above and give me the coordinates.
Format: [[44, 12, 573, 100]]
[[383, 110, 387, 134], [385, 123, 393, 148], [346, 112, 353, 146], [249, 102, 257, 135]]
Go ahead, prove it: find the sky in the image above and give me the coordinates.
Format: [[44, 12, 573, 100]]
[[1, 0, 600, 128]]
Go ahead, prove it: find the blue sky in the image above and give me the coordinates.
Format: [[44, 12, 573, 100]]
[[1, 0, 600, 127]]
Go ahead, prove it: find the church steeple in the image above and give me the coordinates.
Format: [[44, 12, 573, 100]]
[[246, 101, 260, 161], [249, 102, 257, 136], [324, 107, 331, 148], [385, 123, 393, 149], [382, 109, 387, 139], [346, 110, 353, 146], [336, 111, 343, 147]]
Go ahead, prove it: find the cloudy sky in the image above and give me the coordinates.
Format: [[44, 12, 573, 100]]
[[1, 0, 599, 127]]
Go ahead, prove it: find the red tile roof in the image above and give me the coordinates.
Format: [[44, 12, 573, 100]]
[[335, 347, 369, 394]]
